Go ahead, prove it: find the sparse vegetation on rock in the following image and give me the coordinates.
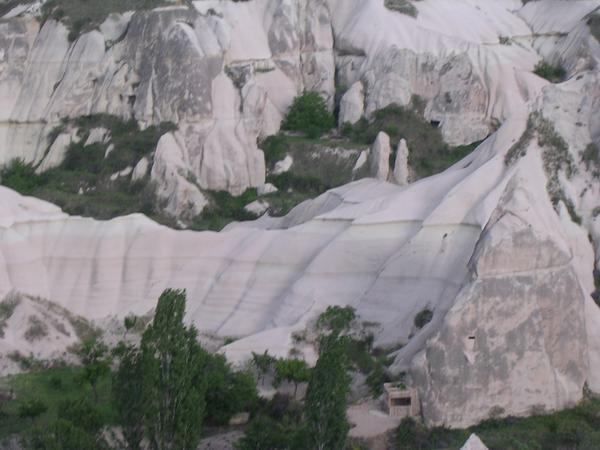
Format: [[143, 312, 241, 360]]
[[534, 60, 567, 83], [414, 308, 434, 329], [0, 115, 176, 224], [384, 0, 419, 17], [40, 0, 171, 41]]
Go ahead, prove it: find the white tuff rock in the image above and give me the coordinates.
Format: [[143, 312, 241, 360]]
[[369, 132, 391, 180], [392, 138, 409, 185]]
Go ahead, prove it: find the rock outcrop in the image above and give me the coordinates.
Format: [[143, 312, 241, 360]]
[[369, 132, 391, 181], [392, 138, 409, 185]]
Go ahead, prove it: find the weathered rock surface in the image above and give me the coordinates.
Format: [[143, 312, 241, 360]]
[[369, 132, 391, 180], [461, 434, 488, 450], [1, 0, 600, 430], [392, 138, 409, 185]]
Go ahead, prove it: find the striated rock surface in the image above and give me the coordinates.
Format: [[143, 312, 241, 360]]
[[1, 0, 600, 429]]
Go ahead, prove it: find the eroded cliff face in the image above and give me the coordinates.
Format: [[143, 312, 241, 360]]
[[1, 0, 600, 428], [0, 0, 336, 216], [0, 0, 558, 218]]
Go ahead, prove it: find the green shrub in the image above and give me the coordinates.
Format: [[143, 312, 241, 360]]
[[0, 159, 43, 195], [260, 134, 289, 166], [267, 172, 326, 194], [203, 353, 259, 426], [395, 417, 468, 450], [282, 91, 334, 138], [57, 399, 103, 433], [414, 308, 433, 329], [534, 61, 566, 83], [190, 188, 259, 232]]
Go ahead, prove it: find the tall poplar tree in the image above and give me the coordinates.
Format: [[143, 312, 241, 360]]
[[304, 334, 351, 450], [139, 289, 207, 450]]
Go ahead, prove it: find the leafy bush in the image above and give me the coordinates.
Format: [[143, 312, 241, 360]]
[[190, 188, 259, 231], [0, 159, 44, 195], [414, 308, 433, 329], [203, 353, 259, 425], [236, 415, 298, 450], [282, 91, 334, 138], [395, 417, 468, 450], [260, 134, 289, 165], [267, 172, 326, 194], [274, 359, 311, 398], [534, 61, 566, 83]]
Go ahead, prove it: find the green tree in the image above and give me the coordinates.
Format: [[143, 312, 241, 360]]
[[282, 91, 334, 138], [304, 335, 351, 450], [274, 358, 311, 399], [113, 344, 145, 450], [316, 306, 356, 334], [76, 338, 111, 404], [251, 350, 276, 386], [140, 288, 207, 450]]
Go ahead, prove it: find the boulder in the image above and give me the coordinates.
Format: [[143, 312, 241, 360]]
[[339, 81, 365, 126], [460, 434, 488, 450]]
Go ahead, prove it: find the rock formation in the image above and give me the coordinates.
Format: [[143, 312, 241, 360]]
[[369, 132, 391, 180], [0, 0, 600, 429], [392, 139, 409, 185]]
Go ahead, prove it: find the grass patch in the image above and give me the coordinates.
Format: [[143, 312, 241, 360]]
[[394, 396, 600, 449], [40, 0, 170, 41], [190, 189, 259, 231], [0, 366, 117, 440], [534, 60, 567, 83]]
